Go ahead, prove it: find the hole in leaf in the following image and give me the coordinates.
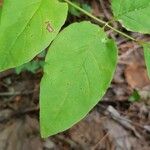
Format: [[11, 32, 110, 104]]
[[45, 21, 54, 33]]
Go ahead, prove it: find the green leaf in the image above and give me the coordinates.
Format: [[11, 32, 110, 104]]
[[129, 89, 141, 102], [40, 21, 118, 138], [82, 3, 92, 13], [0, 0, 68, 72], [69, 1, 81, 17], [15, 60, 44, 74], [112, 0, 150, 33], [68, 1, 91, 17], [143, 43, 150, 78]]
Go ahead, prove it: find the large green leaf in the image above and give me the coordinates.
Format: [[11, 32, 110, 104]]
[[112, 0, 150, 33], [143, 43, 150, 78], [0, 0, 68, 71], [40, 21, 118, 137]]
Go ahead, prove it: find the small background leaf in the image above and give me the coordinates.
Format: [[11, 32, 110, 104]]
[[112, 0, 150, 33], [40, 21, 118, 138], [129, 90, 141, 102], [15, 60, 44, 74], [68, 1, 92, 17], [0, 0, 68, 72]]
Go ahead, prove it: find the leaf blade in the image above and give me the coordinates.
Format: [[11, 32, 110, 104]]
[[40, 21, 118, 138], [0, 0, 68, 71], [112, 0, 150, 33]]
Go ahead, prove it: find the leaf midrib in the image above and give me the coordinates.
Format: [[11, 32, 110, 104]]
[[48, 40, 104, 126]]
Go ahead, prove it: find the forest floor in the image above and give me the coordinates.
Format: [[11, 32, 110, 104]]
[[0, 0, 150, 150]]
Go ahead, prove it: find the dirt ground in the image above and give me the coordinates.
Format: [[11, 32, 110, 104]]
[[0, 0, 150, 150]]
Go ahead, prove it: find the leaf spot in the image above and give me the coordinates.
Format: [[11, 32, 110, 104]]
[[45, 21, 54, 33]]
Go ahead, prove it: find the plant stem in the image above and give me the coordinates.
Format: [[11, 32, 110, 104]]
[[64, 0, 136, 42]]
